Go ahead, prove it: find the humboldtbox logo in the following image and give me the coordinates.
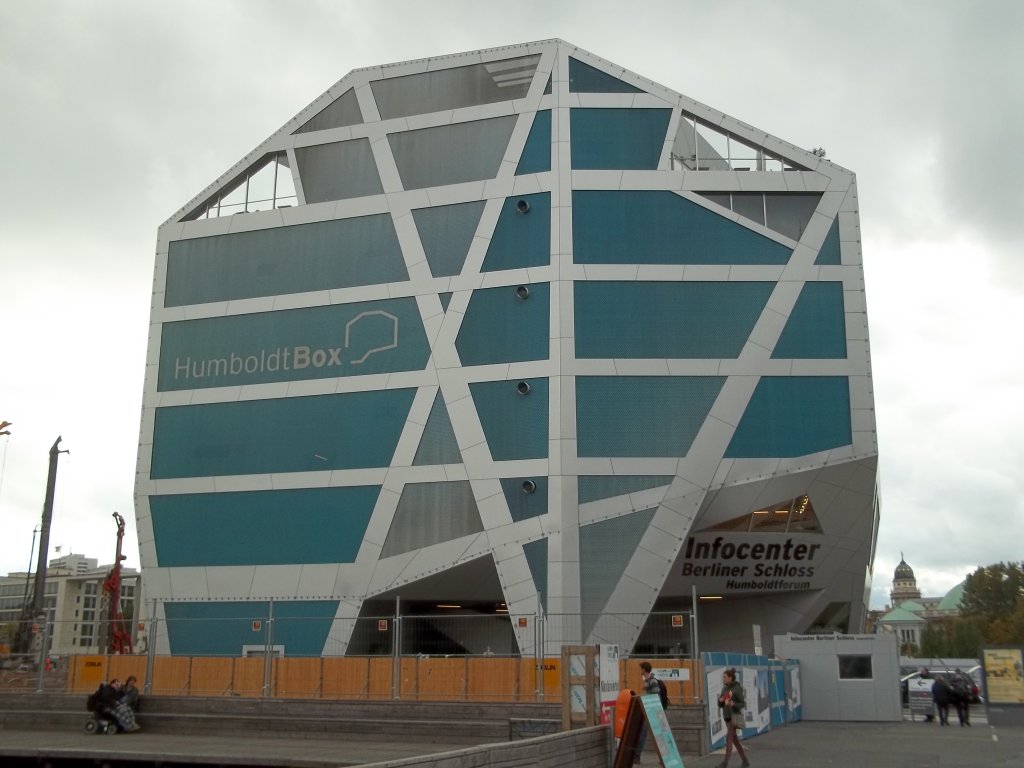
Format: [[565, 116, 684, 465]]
[[158, 301, 422, 391]]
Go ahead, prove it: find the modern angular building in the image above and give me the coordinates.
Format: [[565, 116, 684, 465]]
[[136, 39, 879, 657]]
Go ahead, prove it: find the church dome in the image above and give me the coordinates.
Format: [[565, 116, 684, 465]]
[[937, 581, 966, 612], [894, 557, 915, 581]]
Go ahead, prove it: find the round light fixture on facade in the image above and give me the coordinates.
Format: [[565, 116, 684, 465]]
[[516, 199, 530, 214], [521, 480, 537, 494], [516, 381, 531, 395], [515, 285, 530, 300]]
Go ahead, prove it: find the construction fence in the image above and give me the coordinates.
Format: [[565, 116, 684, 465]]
[[1, 653, 703, 703], [1, 609, 701, 702]]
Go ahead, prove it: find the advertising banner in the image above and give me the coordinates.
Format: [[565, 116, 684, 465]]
[[599, 644, 620, 724], [983, 647, 1024, 704]]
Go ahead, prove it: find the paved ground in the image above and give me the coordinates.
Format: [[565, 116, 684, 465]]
[[1, 718, 1022, 767], [683, 719, 1024, 768], [0, 729, 466, 767]]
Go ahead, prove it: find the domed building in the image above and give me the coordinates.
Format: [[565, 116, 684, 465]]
[[890, 556, 922, 605], [875, 556, 966, 652]]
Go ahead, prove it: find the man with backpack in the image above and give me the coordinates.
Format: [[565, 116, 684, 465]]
[[951, 670, 972, 726]]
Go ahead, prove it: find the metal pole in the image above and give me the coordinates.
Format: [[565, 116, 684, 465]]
[[35, 620, 51, 693], [262, 601, 275, 698], [692, 584, 701, 704], [534, 610, 541, 701], [144, 600, 157, 695], [392, 596, 401, 700]]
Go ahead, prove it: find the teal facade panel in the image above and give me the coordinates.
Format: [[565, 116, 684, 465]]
[[523, 538, 548, 613], [725, 377, 852, 458], [150, 486, 380, 566], [457, 283, 550, 366], [151, 389, 416, 479], [568, 57, 644, 93], [570, 108, 671, 170], [516, 110, 551, 175], [575, 281, 774, 359], [165, 214, 407, 307], [469, 379, 549, 461], [815, 218, 842, 265], [572, 190, 793, 265], [500, 477, 548, 522], [163, 600, 338, 657], [576, 376, 724, 457], [772, 282, 847, 359], [481, 193, 551, 272]]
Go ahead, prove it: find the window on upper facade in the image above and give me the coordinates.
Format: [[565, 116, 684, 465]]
[[671, 113, 807, 172], [370, 54, 540, 119], [185, 152, 297, 220], [703, 495, 822, 534], [696, 191, 822, 242]]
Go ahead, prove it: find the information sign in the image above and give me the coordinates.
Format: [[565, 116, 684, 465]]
[[638, 694, 684, 768]]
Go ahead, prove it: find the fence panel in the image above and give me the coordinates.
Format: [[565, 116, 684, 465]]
[[188, 657, 233, 696], [151, 656, 192, 696], [322, 657, 370, 698], [232, 657, 265, 698], [275, 657, 321, 698], [468, 657, 519, 702]]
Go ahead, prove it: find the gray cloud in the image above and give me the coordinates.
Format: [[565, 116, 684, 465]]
[[1, 0, 1022, 612]]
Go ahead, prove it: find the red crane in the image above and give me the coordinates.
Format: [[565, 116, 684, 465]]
[[101, 512, 133, 654]]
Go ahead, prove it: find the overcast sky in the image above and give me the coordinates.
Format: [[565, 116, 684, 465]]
[[1, 1, 1021, 610]]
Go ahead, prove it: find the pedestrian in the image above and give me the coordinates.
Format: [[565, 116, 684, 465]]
[[717, 667, 749, 768], [951, 669, 971, 726], [931, 675, 951, 726]]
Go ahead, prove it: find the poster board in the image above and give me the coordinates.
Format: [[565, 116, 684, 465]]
[[639, 693, 684, 768], [983, 647, 1024, 704], [599, 644, 621, 724], [613, 694, 684, 768], [907, 677, 934, 718]]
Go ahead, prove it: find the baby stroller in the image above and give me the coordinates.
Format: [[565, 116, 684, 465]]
[[84, 683, 120, 734]]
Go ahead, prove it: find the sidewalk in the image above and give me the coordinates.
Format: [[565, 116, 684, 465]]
[[1, 718, 1021, 767], [683, 719, 1023, 768], [0, 728, 469, 767]]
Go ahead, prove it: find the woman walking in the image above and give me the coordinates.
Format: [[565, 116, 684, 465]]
[[717, 667, 749, 768]]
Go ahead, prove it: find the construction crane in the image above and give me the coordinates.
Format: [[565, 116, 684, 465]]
[[12, 437, 68, 657], [98, 512, 133, 654]]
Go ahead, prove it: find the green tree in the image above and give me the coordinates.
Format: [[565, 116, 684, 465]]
[[959, 562, 1024, 646], [948, 616, 986, 657], [987, 600, 1024, 645], [920, 623, 947, 657], [960, 562, 1024, 622]]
